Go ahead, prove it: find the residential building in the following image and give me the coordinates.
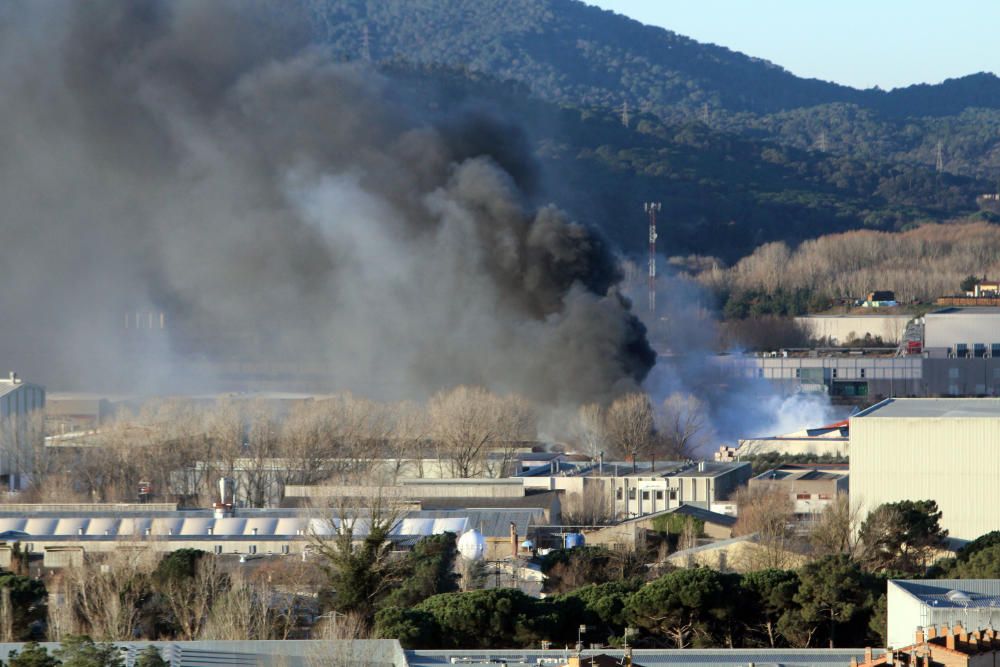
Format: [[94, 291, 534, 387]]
[[851, 398, 1000, 541]]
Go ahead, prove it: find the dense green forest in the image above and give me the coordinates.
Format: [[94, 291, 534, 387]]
[[305, 0, 1000, 188]]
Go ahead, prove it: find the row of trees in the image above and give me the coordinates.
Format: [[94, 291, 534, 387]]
[[4, 386, 710, 508], [374, 555, 888, 650], [698, 221, 1000, 307], [8, 638, 166, 667], [5, 387, 534, 506]]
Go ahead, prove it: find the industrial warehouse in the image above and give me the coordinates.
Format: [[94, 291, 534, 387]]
[[7, 0, 1000, 663]]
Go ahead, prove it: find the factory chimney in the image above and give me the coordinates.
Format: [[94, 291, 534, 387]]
[[214, 477, 235, 518]]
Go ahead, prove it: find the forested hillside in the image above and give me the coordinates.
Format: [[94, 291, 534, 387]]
[[307, 0, 1000, 180], [386, 64, 988, 260]]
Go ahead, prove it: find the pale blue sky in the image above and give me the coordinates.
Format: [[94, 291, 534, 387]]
[[589, 0, 1000, 90]]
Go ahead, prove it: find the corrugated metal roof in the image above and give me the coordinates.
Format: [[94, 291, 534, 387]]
[[0, 640, 404, 667], [407, 648, 881, 667], [856, 398, 1000, 419], [893, 579, 1000, 605], [0, 511, 479, 539]]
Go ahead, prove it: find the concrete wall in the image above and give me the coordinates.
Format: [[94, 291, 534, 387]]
[[797, 315, 912, 345], [737, 437, 849, 457], [925, 312, 1000, 357], [286, 479, 525, 499], [851, 413, 1000, 541]]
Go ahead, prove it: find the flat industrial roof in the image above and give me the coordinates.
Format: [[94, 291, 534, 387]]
[[928, 307, 1000, 315], [854, 397, 1000, 419]]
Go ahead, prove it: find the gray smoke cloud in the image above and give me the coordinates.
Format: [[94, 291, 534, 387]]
[[0, 1, 654, 405]]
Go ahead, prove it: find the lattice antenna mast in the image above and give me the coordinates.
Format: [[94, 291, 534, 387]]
[[645, 202, 661, 314], [361, 24, 372, 62]]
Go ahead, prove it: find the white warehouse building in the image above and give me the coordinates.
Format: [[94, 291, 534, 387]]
[[851, 398, 1000, 542]]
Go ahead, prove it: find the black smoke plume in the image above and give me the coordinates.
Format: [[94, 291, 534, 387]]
[[0, 1, 654, 405]]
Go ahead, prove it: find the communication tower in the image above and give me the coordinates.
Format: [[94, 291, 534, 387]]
[[645, 202, 661, 314]]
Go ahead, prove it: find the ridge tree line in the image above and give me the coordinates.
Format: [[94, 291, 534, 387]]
[[695, 221, 1000, 317], [314, 0, 1000, 184], [1, 388, 705, 510]]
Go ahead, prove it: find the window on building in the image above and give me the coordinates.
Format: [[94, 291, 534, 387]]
[[642, 490, 650, 501], [975, 343, 987, 358], [628, 488, 636, 500], [796, 493, 811, 500], [214, 545, 222, 555], [992, 344, 1000, 358], [818, 493, 832, 500], [281, 545, 290, 555], [669, 489, 677, 501], [860, 368, 866, 378], [248, 545, 257, 555], [949, 367, 961, 379], [832, 368, 838, 378], [957, 344, 968, 358], [656, 490, 664, 500], [616, 488, 623, 500], [795, 368, 801, 378]]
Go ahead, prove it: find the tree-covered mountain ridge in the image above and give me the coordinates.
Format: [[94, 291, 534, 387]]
[[308, 0, 1000, 179]]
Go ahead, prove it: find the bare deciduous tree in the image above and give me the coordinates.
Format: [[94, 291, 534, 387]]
[[561, 482, 613, 525], [808, 492, 862, 558], [201, 570, 272, 640], [571, 403, 607, 459], [733, 487, 798, 570], [604, 392, 655, 467], [428, 386, 535, 478], [656, 393, 708, 460], [158, 553, 228, 640], [62, 546, 157, 640]]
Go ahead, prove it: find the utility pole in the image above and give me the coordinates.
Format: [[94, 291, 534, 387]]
[[936, 140, 944, 172], [621, 101, 630, 128], [645, 202, 661, 314]]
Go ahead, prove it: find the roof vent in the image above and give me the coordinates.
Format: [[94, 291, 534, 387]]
[[947, 590, 973, 605]]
